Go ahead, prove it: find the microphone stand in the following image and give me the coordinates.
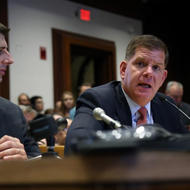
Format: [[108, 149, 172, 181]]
[[42, 136, 61, 159], [159, 95, 190, 121]]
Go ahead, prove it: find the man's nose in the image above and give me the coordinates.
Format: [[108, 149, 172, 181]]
[[3, 50, 14, 65], [143, 65, 154, 76]]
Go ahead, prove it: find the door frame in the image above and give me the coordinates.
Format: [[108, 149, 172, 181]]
[[52, 29, 116, 105]]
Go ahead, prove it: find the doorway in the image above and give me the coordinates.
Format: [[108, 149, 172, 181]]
[[52, 29, 116, 103]]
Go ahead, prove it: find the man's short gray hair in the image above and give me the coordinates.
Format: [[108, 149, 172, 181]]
[[165, 81, 183, 93]]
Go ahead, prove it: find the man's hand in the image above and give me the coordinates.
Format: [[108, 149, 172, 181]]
[[0, 135, 27, 160]]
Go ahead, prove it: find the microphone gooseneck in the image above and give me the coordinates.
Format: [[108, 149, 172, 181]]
[[159, 94, 190, 121], [93, 107, 122, 129]]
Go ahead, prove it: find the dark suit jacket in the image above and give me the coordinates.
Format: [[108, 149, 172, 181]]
[[65, 81, 187, 154], [0, 97, 40, 158], [179, 102, 190, 126]]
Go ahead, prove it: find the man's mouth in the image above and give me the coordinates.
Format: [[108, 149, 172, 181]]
[[0, 69, 6, 75], [138, 83, 151, 88]]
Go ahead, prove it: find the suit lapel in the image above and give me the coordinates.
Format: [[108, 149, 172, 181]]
[[151, 95, 163, 125], [114, 83, 132, 126]]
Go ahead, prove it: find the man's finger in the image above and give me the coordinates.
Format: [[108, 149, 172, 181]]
[[0, 139, 24, 151], [0, 147, 26, 160], [2, 153, 27, 160], [0, 135, 20, 144]]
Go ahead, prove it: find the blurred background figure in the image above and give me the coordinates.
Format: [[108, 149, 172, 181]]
[[165, 81, 190, 129], [165, 81, 183, 106], [55, 91, 75, 118], [69, 82, 93, 120], [30, 96, 44, 118], [53, 114, 72, 145], [55, 100, 62, 113], [44, 108, 55, 115], [78, 82, 92, 96], [17, 93, 30, 106], [19, 105, 37, 123]]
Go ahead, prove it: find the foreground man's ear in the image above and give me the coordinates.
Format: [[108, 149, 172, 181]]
[[120, 61, 127, 80]]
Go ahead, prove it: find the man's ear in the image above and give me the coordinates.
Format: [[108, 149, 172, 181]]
[[120, 61, 127, 80]]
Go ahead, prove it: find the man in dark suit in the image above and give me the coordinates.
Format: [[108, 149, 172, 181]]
[[65, 35, 187, 154], [0, 23, 40, 160], [165, 81, 190, 130]]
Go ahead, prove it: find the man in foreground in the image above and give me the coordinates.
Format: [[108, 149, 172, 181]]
[[65, 35, 187, 155], [0, 23, 40, 160]]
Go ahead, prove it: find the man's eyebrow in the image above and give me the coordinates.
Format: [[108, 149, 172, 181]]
[[136, 57, 165, 66], [153, 61, 165, 67], [135, 57, 146, 62]]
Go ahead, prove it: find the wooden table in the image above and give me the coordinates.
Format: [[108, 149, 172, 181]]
[[1, 150, 190, 189]]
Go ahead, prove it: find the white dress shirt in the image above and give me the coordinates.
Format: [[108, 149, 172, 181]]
[[121, 87, 154, 128]]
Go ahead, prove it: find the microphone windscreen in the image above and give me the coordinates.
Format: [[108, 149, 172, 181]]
[[93, 107, 105, 120]]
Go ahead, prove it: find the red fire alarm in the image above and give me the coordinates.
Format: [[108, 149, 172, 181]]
[[40, 47, 46, 60], [80, 9, 91, 21]]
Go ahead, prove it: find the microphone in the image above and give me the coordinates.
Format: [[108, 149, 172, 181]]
[[158, 94, 190, 121], [93, 107, 122, 129]]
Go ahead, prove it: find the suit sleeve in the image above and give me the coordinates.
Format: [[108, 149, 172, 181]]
[[14, 106, 41, 158], [64, 89, 108, 155]]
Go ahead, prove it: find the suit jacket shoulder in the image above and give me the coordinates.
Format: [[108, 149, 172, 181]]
[[76, 81, 132, 126], [65, 81, 132, 154], [151, 93, 187, 133], [65, 86, 188, 155], [0, 97, 40, 158]]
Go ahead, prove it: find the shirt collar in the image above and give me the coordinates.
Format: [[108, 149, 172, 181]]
[[121, 86, 151, 118]]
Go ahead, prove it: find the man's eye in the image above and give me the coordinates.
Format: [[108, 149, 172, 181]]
[[152, 65, 161, 72], [136, 62, 145, 67]]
